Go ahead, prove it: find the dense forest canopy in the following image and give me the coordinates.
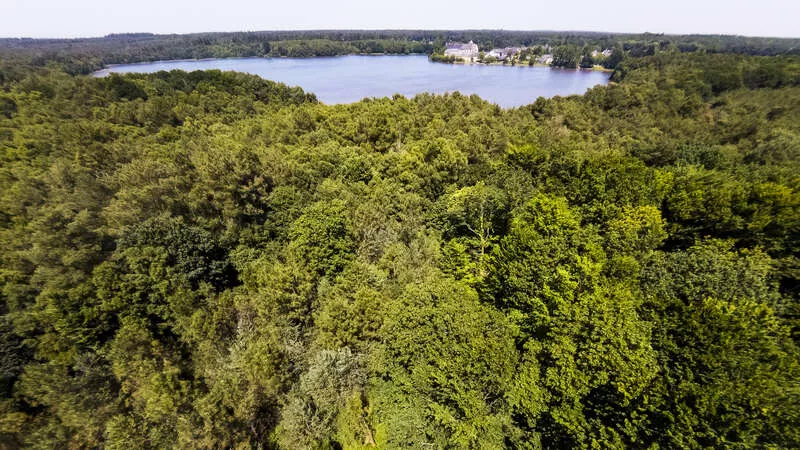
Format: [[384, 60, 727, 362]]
[[1, 32, 800, 449]]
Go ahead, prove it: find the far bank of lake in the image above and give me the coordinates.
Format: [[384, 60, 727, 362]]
[[93, 55, 611, 108]]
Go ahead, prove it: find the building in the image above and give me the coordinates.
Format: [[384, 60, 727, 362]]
[[592, 48, 614, 58], [486, 49, 505, 60], [444, 41, 479, 60], [487, 47, 524, 61], [537, 54, 554, 65]]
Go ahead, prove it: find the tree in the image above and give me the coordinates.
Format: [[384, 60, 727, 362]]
[[441, 182, 508, 263], [552, 45, 581, 68], [484, 194, 659, 446], [371, 275, 521, 448], [639, 240, 800, 447], [602, 45, 624, 69], [289, 200, 355, 278]]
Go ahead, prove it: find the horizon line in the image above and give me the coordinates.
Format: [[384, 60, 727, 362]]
[[2, 28, 799, 41]]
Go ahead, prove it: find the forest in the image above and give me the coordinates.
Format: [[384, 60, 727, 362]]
[[3, 30, 800, 75], [0, 38, 800, 449]]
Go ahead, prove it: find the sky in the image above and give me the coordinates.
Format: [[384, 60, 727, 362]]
[[1, 0, 797, 39]]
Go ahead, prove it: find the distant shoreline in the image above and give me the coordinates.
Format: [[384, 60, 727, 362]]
[[93, 53, 427, 75]]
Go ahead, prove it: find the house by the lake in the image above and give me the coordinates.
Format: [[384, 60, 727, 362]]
[[537, 54, 554, 65], [591, 48, 614, 58], [486, 47, 523, 61], [444, 41, 479, 60]]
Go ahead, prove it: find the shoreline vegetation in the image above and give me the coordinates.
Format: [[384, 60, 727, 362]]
[[1, 29, 800, 449], [429, 52, 615, 71], [432, 41, 622, 69], [3, 30, 800, 75]]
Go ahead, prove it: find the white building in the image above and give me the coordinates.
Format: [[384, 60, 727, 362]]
[[444, 41, 479, 60], [486, 47, 523, 61], [486, 49, 504, 60], [537, 54, 554, 65]]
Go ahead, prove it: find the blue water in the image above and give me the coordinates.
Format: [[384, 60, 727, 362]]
[[93, 55, 610, 108]]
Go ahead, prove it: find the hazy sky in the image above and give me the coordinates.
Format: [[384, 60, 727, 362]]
[[1, 0, 797, 39]]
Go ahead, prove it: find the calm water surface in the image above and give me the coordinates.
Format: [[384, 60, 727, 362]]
[[94, 55, 610, 108]]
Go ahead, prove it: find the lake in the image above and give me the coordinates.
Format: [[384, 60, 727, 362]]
[[93, 55, 610, 108]]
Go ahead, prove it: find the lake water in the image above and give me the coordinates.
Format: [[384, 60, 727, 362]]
[[93, 55, 610, 108]]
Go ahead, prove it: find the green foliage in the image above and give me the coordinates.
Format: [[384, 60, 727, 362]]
[[278, 348, 363, 448], [289, 200, 356, 278], [371, 276, 520, 448], [639, 241, 800, 447], [429, 53, 460, 64], [552, 45, 582, 68], [1, 49, 799, 449]]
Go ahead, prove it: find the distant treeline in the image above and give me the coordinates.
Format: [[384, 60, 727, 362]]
[[1, 30, 799, 74], [269, 39, 432, 57]]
